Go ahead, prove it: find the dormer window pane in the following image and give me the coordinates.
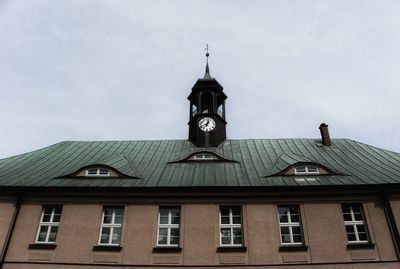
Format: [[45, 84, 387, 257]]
[[87, 169, 98, 175], [307, 166, 318, 173], [294, 165, 319, 175], [295, 166, 306, 173], [86, 168, 110, 177], [99, 169, 110, 175], [194, 154, 214, 160]]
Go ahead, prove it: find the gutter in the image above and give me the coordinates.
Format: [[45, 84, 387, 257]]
[[381, 191, 400, 259], [0, 197, 22, 269]]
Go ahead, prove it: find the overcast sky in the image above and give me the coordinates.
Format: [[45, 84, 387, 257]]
[[1, 0, 399, 158]]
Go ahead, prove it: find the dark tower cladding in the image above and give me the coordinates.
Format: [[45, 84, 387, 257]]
[[187, 49, 227, 147]]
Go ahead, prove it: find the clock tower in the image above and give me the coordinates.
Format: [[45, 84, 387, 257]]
[[188, 53, 227, 147]]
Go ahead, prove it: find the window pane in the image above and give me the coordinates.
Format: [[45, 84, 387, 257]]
[[233, 228, 242, 236], [279, 207, 288, 223], [343, 213, 352, 221], [358, 233, 368, 241], [100, 227, 110, 244], [159, 209, 169, 218], [159, 216, 169, 224], [233, 228, 242, 244], [347, 233, 356, 242], [293, 234, 302, 243], [221, 236, 231, 245], [52, 214, 61, 223], [279, 214, 288, 223], [158, 228, 168, 244], [278, 207, 288, 215], [103, 214, 113, 224], [44, 207, 53, 215], [281, 227, 290, 235], [170, 228, 179, 237], [290, 214, 300, 223], [357, 225, 366, 233], [220, 208, 229, 217], [292, 226, 301, 235], [232, 216, 241, 224], [114, 215, 123, 224], [48, 226, 58, 242], [171, 209, 180, 224], [171, 209, 180, 218], [111, 228, 121, 244], [233, 236, 243, 245], [99, 169, 109, 175], [54, 206, 62, 215], [37, 226, 49, 242], [221, 228, 231, 238], [158, 227, 167, 235], [158, 235, 167, 245], [42, 214, 51, 222], [289, 206, 299, 215], [103, 208, 114, 215], [351, 205, 361, 214], [307, 166, 318, 173], [221, 216, 230, 224], [281, 234, 291, 243], [231, 208, 241, 216], [115, 208, 124, 216], [295, 166, 306, 173], [353, 212, 363, 221], [170, 236, 179, 245], [346, 225, 355, 233], [87, 169, 97, 174]]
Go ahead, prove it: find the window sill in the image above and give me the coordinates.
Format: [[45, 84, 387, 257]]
[[92, 245, 122, 252], [217, 246, 247, 252], [347, 243, 375, 250], [279, 245, 308, 252], [28, 243, 57, 250], [153, 246, 182, 253]]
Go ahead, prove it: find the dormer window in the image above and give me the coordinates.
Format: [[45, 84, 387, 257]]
[[168, 151, 238, 163], [193, 153, 214, 161], [294, 165, 319, 175], [86, 168, 110, 177]]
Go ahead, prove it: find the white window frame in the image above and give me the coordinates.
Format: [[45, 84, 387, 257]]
[[98, 207, 123, 246], [35, 205, 62, 244], [86, 168, 110, 177], [294, 165, 319, 175], [157, 208, 180, 246], [219, 207, 243, 247], [342, 204, 369, 243], [278, 205, 303, 245]]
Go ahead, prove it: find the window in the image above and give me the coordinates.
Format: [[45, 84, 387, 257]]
[[193, 153, 214, 160], [86, 168, 110, 177], [219, 207, 243, 246], [157, 208, 180, 246], [294, 165, 319, 175], [99, 207, 124, 245], [278, 205, 303, 245], [36, 205, 62, 244], [342, 204, 369, 243]]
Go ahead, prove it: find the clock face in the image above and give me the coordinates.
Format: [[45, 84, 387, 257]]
[[198, 117, 216, 132]]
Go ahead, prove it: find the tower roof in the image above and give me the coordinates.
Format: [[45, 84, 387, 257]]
[[203, 62, 212, 80]]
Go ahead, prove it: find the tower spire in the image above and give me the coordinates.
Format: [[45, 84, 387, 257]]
[[203, 44, 211, 79]]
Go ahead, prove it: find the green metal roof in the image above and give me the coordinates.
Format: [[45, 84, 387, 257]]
[[0, 139, 399, 188]]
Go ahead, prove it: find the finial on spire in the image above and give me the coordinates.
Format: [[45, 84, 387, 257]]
[[203, 44, 211, 79]]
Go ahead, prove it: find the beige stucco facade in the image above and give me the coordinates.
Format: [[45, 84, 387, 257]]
[[0, 191, 399, 268]]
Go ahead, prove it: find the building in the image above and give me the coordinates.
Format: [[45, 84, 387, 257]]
[[0, 58, 400, 269]]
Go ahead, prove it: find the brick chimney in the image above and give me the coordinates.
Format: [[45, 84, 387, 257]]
[[319, 123, 331, 146]]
